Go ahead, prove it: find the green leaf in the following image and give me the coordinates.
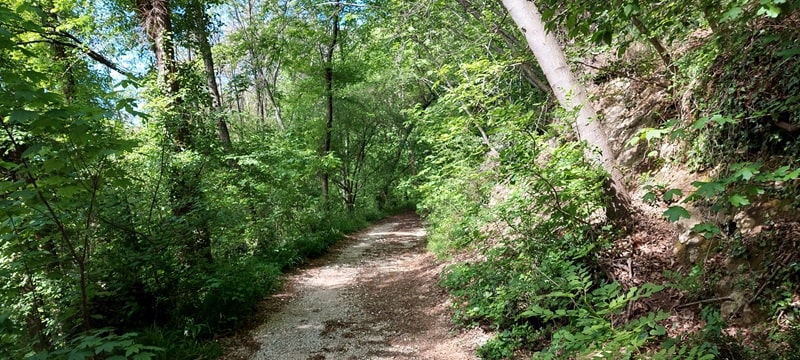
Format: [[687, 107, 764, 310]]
[[757, 4, 782, 17], [744, 184, 765, 196], [783, 168, 800, 181], [21, 144, 44, 159], [720, 6, 744, 22], [662, 188, 683, 202], [731, 162, 760, 181], [691, 181, 725, 198], [663, 206, 691, 222], [566, 13, 577, 31], [8, 109, 38, 124], [693, 114, 737, 129], [692, 223, 721, 238], [58, 185, 84, 198], [776, 47, 800, 58], [42, 158, 66, 172], [642, 191, 656, 204], [623, 4, 638, 17], [96, 340, 120, 354], [645, 129, 664, 141], [728, 194, 750, 207], [650, 325, 666, 336]]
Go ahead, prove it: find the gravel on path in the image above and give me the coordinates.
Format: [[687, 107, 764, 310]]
[[222, 213, 486, 360]]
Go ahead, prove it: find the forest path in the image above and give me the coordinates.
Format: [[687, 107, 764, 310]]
[[222, 213, 485, 360]]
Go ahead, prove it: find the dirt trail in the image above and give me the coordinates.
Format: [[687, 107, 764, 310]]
[[223, 213, 485, 360]]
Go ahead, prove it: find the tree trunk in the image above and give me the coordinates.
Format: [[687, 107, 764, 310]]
[[190, 0, 232, 151], [500, 0, 633, 220], [265, 62, 286, 131], [321, 1, 341, 204], [630, 15, 677, 75], [136, 0, 212, 262]]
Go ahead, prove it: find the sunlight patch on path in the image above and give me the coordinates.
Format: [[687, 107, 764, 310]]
[[250, 214, 481, 360]]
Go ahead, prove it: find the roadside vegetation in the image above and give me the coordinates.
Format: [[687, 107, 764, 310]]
[[1, 0, 799, 358]]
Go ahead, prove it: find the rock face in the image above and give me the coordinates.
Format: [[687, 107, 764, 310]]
[[590, 74, 671, 169]]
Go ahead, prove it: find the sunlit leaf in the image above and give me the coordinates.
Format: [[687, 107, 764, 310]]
[[692, 223, 721, 238], [663, 206, 691, 222], [729, 194, 750, 207]]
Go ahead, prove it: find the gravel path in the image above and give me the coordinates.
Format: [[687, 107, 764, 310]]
[[223, 213, 485, 360]]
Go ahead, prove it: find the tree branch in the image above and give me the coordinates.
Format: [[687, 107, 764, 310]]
[[39, 31, 134, 78]]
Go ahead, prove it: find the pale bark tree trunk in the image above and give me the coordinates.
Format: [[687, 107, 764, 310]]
[[265, 62, 286, 131], [231, 0, 285, 131], [501, 0, 633, 219]]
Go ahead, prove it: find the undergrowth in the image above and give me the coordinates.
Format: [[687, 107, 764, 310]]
[[609, 8, 800, 359], [422, 126, 671, 358], [418, 7, 800, 357]]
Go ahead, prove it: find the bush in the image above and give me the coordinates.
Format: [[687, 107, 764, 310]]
[[422, 119, 668, 358], [189, 259, 282, 333]]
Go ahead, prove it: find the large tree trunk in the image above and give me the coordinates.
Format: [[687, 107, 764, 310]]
[[136, 0, 212, 262], [500, 0, 633, 220]]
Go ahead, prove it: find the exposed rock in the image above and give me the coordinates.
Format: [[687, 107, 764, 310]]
[[592, 77, 671, 169], [673, 207, 714, 265], [733, 197, 794, 236], [720, 290, 747, 320]]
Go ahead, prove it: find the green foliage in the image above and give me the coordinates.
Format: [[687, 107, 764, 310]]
[[664, 266, 710, 301], [3, 0, 799, 357], [0, 0, 417, 356], [29, 329, 163, 360], [523, 272, 667, 359], [654, 161, 800, 225], [186, 259, 282, 334], [134, 328, 223, 360], [654, 307, 758, 359], [413, 57, 667, 357], [664, 206, 692, 222], [688, 9, 800, 165]]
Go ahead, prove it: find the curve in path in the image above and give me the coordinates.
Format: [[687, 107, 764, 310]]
[[229, 213, 485, 360]]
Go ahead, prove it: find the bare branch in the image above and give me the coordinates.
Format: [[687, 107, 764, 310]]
[[37, 31, 134, 78]]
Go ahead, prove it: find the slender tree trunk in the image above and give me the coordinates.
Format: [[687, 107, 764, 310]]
[[265, 62, 286, 131], [254, 69, 266, 123], [321, 1, 341, 204], [501, 0, 633, 220], [190, 0, 232, 151], [456, 0, 551, 94], [41, 2, 92, 336], [630, 15, 677, 75], [230, 67, 243, 113], [702, 3, 719, 33], [22, 265, 50, 350]]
